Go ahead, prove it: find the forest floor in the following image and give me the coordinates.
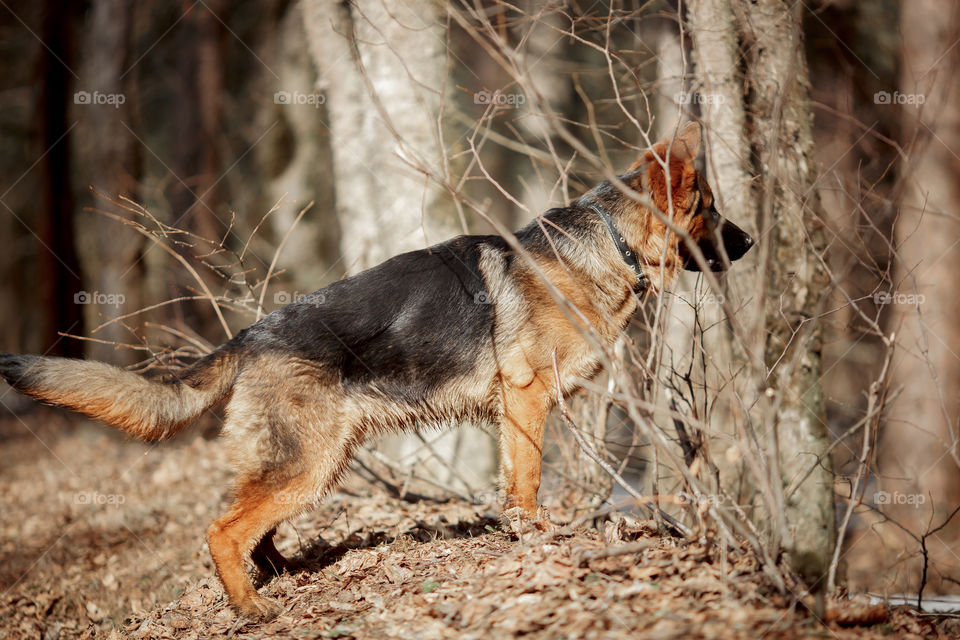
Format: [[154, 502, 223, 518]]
[[1, 407, 958, 639]]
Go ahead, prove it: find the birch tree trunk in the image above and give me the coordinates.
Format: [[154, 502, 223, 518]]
[[689, 0, 754, 226], [302, 0, 456, 269], [302, 0, 496, 491], [649, 18, 706, 511], [745, 0, 836, 586]]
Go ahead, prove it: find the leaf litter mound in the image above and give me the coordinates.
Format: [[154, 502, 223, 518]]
[[1, 412, 956, 639]]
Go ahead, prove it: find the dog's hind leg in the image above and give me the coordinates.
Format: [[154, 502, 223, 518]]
[[206, 473, 308, 619], [207, 442, 357, 619], [209, 383, 357, 620]]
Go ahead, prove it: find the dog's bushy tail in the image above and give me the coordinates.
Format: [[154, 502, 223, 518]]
[[0, 347, 241, 441]]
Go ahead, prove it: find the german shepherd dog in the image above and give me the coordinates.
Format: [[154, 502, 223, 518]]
[[0, 122, 752, 619]]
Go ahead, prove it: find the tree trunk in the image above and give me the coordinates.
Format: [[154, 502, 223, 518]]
[[689, 0, 754, 225], [302, 0, 457, 270], [263, 6, 340, 291], [880, 0, 960, 593], [648, 16, 703, 514], [745, 0, 836, 587], [74, 0, 143, 365], [302, 0, 496, 491], [170, 0, 223, 243], [37, 0, 84, 358]]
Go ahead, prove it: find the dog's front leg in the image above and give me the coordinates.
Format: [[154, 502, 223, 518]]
[[499, 377, 552, 517]]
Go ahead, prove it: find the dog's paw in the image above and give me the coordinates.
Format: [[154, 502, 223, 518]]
[[236, 594, 283, 621]]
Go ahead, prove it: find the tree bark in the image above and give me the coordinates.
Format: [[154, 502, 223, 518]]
[[302, 0, 457, 270], [687, 0, 758, 503], [745, 0, 836, 587], [689, 0, 754, 226], [263, 6, 340, 291]]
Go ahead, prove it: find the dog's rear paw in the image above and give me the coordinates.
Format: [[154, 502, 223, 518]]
[[236, 594, 283, 621]]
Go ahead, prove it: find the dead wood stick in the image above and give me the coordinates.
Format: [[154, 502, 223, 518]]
[[577, 541, 654, 566]]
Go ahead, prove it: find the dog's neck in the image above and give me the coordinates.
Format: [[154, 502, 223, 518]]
[[582, 200, 648, 293]]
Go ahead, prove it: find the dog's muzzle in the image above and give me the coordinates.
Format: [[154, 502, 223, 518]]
[[681, 213, 754, 272]]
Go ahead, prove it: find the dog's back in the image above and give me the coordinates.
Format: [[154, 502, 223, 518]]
[[251, 234, 503, 395]]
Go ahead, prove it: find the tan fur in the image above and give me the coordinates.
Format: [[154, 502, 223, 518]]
[[11, 352, 238, 441]]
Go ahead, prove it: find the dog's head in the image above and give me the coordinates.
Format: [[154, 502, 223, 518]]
[[619, 122, 754, 289]]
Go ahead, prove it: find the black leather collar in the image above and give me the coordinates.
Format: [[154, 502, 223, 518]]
[[586, 201, 649, 293]]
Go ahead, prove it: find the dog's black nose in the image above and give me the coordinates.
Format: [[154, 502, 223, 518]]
[[719, 220, 754, 262]]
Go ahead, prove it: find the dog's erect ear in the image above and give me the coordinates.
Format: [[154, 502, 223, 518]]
[[671, 122, 701, 162], [652, 121, 702, 161], [633, 122, 702, 170]]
